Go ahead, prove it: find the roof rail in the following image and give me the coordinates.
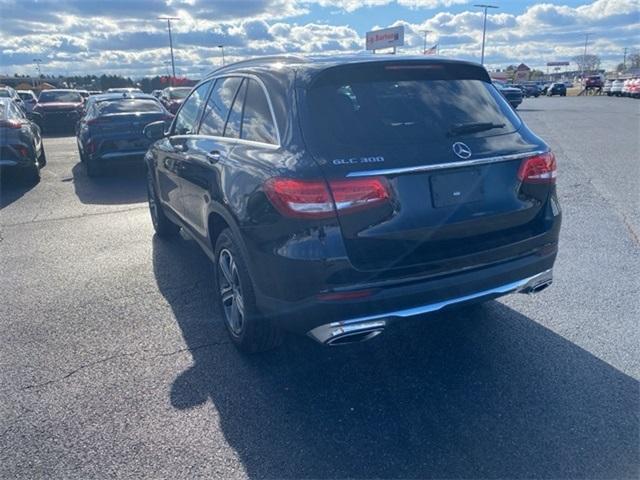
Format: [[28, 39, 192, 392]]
[[205, 55, 308, 76]]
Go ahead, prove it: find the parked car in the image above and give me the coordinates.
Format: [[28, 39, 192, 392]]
[[107, 87, 143, 94], [32, 89, 84, 132], [629, 78, 640, 98], [603, 79, 614, 95], [76, 93, 172, 176], [540, 83, 551, 95], [0, 86, 26, 112], [17, 90, 38, 113], [0, 98, 46, 183], [610, 79, 624, 96], [494, 82, 523, 108], [144, 55, 561, 352], [160, 86, 192, 114], [585, 76, 602, 89], [547, 83, 567, 96], [621, 79, 633, 97], [522, 84, 541, 97]]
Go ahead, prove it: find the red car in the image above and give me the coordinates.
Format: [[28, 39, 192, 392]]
[[160, 87, 192, 114]]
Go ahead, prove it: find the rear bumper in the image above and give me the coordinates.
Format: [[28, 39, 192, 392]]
[[255, 245, 558, 338], [93, 150, 148, 162], [309, 268, 553, 344]]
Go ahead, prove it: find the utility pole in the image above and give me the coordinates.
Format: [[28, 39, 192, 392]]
[[421, 30, 432, 54], [474, 4, 499, 66], [581, 33, 591, 84], [623, 47, 628, 71], [158, 16, 179, 86], [218, 45, 225, 65]]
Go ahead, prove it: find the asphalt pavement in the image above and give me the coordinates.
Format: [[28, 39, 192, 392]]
[[1, 96, 638, 479]]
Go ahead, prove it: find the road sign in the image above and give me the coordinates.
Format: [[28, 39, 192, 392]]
[[547, 61, 570, 67], [366, 26, 404, 51]]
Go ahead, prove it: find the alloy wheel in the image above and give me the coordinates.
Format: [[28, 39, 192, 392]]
[[218, 248, 245, 336]]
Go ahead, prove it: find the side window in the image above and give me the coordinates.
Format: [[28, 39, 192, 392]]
[[173, 82, 210, 135], [199, 77, 243, 137], [10, 102, 25, 119], [241, 79, 277, 145], [223, 79, 247, 139]]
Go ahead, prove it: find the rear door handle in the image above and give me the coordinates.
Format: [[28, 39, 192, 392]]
[[205, 151, 221, 164]]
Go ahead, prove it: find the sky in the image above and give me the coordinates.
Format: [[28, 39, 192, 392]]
[[0, 0, 638, 78]]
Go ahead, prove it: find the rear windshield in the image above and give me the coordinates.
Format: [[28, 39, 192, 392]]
[[305, 64, 520, 149], [97, 99, 163, 114], [39, 91, 83, 103], [169, 88, 191, 99]]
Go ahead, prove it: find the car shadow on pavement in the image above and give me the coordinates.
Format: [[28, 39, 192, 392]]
[[0, 171, 38, 209], [71, 163, 147, 205], [152, 235, 639, 480]]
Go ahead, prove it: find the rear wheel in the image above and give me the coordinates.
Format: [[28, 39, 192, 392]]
[[86, 158, 101, 177], [147, 171, 180, 238], [215, 228, 282, 353], [22, 161, 41, 184], [37, 145, 46, 167]]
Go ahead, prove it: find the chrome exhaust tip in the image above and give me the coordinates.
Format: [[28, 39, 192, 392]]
[[308, 319, 387, 346], [519, 270, 554, 295]]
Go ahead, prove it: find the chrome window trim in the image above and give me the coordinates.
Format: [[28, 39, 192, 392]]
[[345, 150, 547, 177], [198, 73, 281, 147]]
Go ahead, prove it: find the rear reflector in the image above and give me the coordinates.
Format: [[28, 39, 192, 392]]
[[264, 177, 390, 219], [316, 289, 376, 301], [517, 152, 557, 184]]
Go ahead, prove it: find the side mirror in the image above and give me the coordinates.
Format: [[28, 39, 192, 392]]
[[28, 111, 42, 123], [144, 120, 167, 141]]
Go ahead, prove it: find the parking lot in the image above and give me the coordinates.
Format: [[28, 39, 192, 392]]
[[1, 96, 638, 478]]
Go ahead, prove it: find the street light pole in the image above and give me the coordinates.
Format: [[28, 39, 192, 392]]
[[421, 30, 432, 54], [474, 4, 498, 65], [218, 45, 225, 65], [158, 17, 179, 86], [581, 33, 591, 84]]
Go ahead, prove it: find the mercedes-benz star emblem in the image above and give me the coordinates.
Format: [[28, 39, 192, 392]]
[[452, 142, 472, 159]]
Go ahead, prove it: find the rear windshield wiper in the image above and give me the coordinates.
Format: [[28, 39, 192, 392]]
[[448, 122, 506, 136]]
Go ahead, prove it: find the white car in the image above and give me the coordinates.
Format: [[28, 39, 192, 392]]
[[610, 79, 625, 97], [621, 79, 632, 97], [17, 90, 38, 113]]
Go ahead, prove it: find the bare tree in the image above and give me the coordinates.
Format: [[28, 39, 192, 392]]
[[628, 53, 640, 69], [573, 54, 601, 73]]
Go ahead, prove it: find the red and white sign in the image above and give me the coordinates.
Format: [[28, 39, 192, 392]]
[[366, 26, 404, 51]]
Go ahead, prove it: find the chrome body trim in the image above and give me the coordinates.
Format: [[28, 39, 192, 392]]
[[99, 150, 148, 160], [345, 150, 547, 177], [0, 160, 19, 167], [307, 269, 553, 345]]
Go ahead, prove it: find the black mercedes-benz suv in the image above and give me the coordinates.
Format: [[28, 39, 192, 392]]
[[144, 55, 561, 352]]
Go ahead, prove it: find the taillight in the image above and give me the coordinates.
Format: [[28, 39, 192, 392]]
[[517, 152, 557, 184], [264, 177, 390, 219], [0, 119, 22, 129], [14, 145, 29, 157]]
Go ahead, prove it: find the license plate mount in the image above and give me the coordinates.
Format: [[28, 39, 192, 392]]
[[430, 169, 484, 208]]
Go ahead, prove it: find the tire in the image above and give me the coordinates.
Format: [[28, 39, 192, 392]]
[[22, 161, 41, 184], [86, 157, 101, 177], [37, 145, 46, 167], [147, 170, 180, 238], [215, 228, 283, 353]]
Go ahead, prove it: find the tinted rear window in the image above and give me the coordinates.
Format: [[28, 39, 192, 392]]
[[97, 99, 163, 114], [169, 88, 191, 99], [39, 91, 83, 103], [305, 64, 520, 149]]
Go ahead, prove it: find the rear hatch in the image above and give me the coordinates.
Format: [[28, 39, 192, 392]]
[[299, 60, 554, 271], [90, 99, 169, 152]]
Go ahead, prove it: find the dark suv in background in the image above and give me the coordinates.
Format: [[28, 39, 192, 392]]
[[144, 56, 561, 352]]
